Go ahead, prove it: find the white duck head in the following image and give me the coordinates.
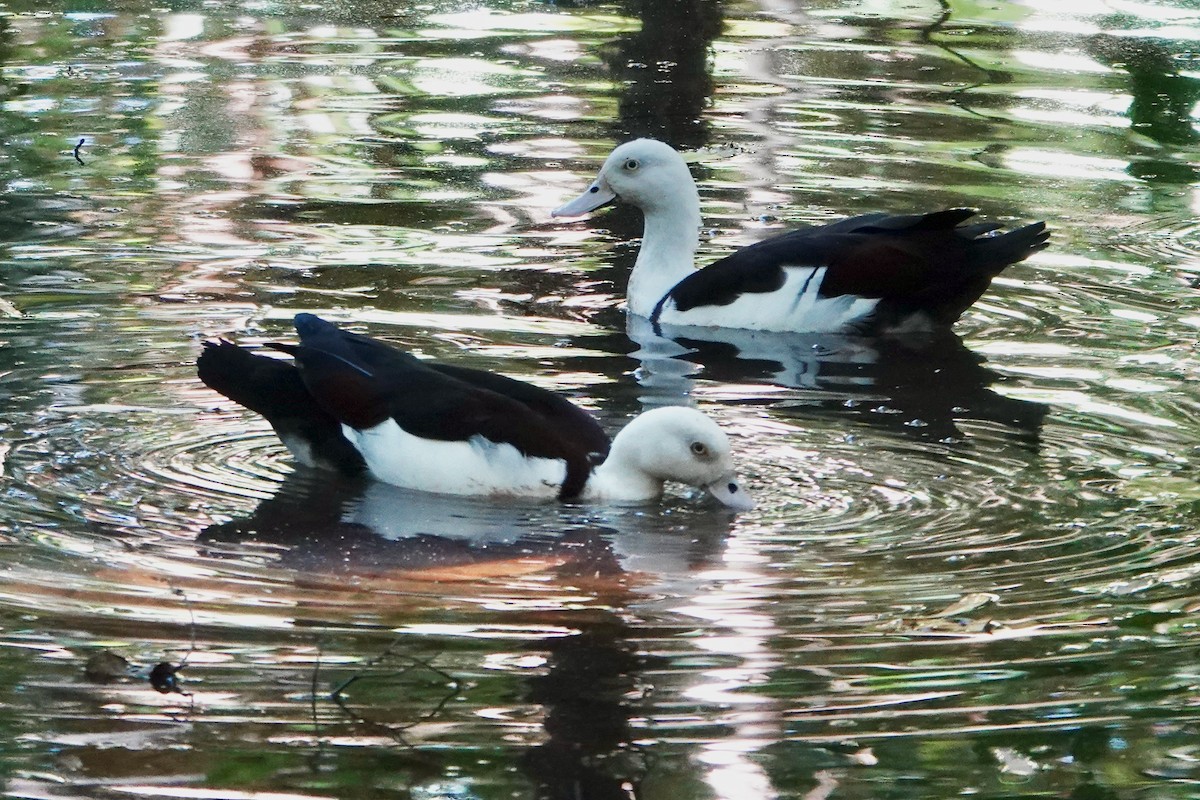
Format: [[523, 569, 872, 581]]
[[553, 139, 704, 318], [553, 139, 699, 217], [589, 405, 754, 511]]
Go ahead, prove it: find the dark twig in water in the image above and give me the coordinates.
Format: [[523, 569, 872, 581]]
[[304, 638, 330, 774], [312, 640, 322, 729], [73, 138, 85, 166], [178, 587, 198, 664], [917, 0, 1007, 120], [149, 586, 197, 696], [329, 638, 460, 749]]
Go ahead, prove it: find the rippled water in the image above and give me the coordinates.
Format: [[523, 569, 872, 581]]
[[3, 0, 1200, 797]]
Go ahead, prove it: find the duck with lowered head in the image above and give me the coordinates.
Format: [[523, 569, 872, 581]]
[[198, 313, 754, 510]]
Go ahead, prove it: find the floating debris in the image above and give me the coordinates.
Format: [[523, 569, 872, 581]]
[[149, 661, 186, 694], [83, 650, 132, 683], [929, 592, 1000, 619]]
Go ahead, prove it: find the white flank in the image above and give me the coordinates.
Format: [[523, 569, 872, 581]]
[[656, 266, 881, 333], [344, 420, 567, 498], [279, 433, 319, 469]]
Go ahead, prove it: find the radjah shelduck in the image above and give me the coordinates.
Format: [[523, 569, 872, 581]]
[[553, 138, 1049, 335], [198, 314, 753, 509]]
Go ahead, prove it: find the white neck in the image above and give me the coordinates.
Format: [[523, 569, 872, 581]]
[[582, 436, 664, 502], [627, 187, 703, 318]]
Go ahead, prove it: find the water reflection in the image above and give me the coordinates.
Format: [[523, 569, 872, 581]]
[[6, 0, 1200, 797], [523, 620, 661, 800], [627, 316, 1048, 444], [197, 470, 737, 577], [1085, 29, 1200, 184], [605, 0, 723, 146], [197, 470, 775, 798]]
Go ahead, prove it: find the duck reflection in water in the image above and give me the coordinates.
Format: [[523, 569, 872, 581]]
[[197, 470, 736, 580], [197, 472, 741, 800], [627, 315, 1048, 446]]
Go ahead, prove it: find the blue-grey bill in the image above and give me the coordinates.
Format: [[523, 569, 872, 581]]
[[551, 181, 616, 217], [707, 476, 756, 511]]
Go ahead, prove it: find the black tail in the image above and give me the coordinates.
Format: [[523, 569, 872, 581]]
[[861, 213, 1050, 329], [968, 220, 1050, 277], [199, 340, 301, 419], [198, 340, 365, 476], [921, 219, 1049, 325]]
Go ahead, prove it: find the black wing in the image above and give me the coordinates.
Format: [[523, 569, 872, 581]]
[[655, 211, 907, 316], [279, 314, 608, 498], [656, 209, 1048, 328]]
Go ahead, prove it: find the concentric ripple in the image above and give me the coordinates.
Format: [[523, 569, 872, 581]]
[[1109, 215, 1200, 273], [4, 0, 1200, 796]]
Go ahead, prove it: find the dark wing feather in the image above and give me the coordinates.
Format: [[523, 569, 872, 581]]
[[658, 231, 799, 316], [197, 340, 365, 475], [429, 363, 610, 462], [819, 215, 1049, 325], [286, 314, 607, 498], [265, 342, 393, 431], [848, 208, 977, 233], [656, 212, 904, 316], [656, 209, 1049, 329]]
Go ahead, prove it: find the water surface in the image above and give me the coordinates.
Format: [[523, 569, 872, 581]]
[[3, 1, 1200, 798]]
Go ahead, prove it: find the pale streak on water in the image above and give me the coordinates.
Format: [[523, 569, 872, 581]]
[[2, 0, 1200, 797]]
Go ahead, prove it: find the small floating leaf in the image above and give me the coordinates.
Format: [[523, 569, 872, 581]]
[[928, 592, 1000, 618], [84, 650, 131, 682]]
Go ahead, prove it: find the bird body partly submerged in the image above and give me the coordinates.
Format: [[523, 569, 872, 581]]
[[198, 314, 753, 509], [553, 139, 1049, 335]]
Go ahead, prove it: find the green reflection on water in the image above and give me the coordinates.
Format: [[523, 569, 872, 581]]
[[2, 0, 1200, 798]]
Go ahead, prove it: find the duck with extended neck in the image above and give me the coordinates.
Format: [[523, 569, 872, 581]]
[[553, 138, 1049, 336]]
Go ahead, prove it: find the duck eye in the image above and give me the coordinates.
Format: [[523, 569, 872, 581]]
[[690, 441, 707, 456], [624, 158, 639, 171]]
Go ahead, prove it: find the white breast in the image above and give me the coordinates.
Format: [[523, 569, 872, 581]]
[[657, 266, 881, 333], [343, 420, 568, 498]]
